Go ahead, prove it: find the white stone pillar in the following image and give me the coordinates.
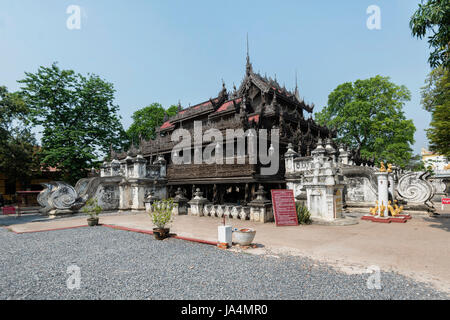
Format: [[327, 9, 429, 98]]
[[131, 183, 145, 211], [133, 154, 147, 178], [155, 155, 166, 178], [375, 172, 389, 217], [284, 143, 297, 174], [118, 181, 129, 211]]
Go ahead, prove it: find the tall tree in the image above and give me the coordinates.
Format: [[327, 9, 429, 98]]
[[19, 63, 127, 184], [0, 86, 37, 184], [315, 76, 416, 168], [410, 0, 450, 69], [421, 66, 450, 157], [127, 103, 178, 143]]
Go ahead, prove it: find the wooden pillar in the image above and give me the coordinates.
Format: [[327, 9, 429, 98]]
[[245, 183, 249, 204]]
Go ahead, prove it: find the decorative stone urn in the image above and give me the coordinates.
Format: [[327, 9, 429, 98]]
[[249, 186, 273, 223], [188, 188, 210, 216], [173, 187, 188, 215], [144, 191, 161, 214]]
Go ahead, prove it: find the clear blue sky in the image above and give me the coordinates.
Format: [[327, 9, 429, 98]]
[[0, 0, 432, 154]]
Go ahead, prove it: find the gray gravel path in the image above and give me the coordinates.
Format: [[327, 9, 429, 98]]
[[0, 226, 447, 300]]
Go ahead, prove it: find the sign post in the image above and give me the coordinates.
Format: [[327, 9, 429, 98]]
[[271, 189, 298, 226]]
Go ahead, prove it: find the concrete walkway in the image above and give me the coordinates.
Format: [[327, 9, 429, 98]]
[[5, 212, 450, 294]]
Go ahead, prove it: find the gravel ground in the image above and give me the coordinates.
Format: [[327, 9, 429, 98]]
[[0, 226, 447, 300]]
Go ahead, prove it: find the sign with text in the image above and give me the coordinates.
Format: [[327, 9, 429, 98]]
[[271, 189, 298, 226], [442, 198, 450, 205]]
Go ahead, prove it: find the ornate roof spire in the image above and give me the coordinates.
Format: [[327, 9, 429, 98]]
[[246, 33, 253, 76]]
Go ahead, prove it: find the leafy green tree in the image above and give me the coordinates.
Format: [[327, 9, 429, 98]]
[[127, 103, 178, 143], [410, 0, 450, 69], [0, 87, 37, 184], [421, 66, 450, 157], [405, 154, 426, 172], [315, 76, 416, 168], [18, 63, 127, 184]]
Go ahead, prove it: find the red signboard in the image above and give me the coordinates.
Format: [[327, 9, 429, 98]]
[[442, 198, 450, 205], [271, 189, 298, 226]]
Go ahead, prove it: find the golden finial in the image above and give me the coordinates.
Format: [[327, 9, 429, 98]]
[[387, 163, 393, 173], [380, 162, 386, 172]]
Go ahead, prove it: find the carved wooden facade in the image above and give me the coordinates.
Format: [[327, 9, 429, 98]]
[[116, 56, 337, 204]]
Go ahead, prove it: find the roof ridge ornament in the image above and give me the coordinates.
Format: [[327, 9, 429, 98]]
[[246, 33, 253, 76]]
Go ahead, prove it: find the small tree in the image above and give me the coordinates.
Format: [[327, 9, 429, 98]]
[[82, 198, 102, 219], [149, 198, 176, 229]]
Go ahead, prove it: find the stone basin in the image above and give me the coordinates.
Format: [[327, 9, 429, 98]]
[[233, 228, 256, 246]]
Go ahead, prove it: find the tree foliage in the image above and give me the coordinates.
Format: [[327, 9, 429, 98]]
[[315, 76, 416, 168], [421, 66, 450, 157], [127, 103, 178, 143], [404, 154, 426, 172], [18, 63, 127, 184], [0, 87, 38, 183], [410, 0, 450, 69]]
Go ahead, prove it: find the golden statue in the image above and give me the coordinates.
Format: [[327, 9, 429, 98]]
[[387, 163, 393, 173], [379, 201, 386, 217], [388, 200, 396, 216], [388, 200, 404, 216], [394, 200, 404, 215], [380, 162, 386, 172], [369, 201, 379, 216]]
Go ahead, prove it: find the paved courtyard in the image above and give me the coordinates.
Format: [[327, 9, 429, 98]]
[[0, 225, 448, 300]]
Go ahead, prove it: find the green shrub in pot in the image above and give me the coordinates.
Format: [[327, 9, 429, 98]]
[[149, 198, 177, 240], [82, 198, 102, 226]]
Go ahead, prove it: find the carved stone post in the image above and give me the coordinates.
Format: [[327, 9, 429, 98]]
[[144, 191, 161, 214], [133, 154, 147, 179], [155, 155, 166, 178], [249, 186, 273, 223], [111, 159, 121, 177], [188, 188, 209, 216], [173, 187, 188, 215], [284, 143, 298, 174], [338, 144, 349, 165], [118, 179, 129, 211]]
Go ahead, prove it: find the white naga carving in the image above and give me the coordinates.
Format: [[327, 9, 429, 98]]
[[38, 181, 86, 212], [397, 172, 434, 204]]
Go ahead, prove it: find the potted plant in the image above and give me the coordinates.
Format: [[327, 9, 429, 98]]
[[149, 198, 176, 240], [82, 198, 102, 226]]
